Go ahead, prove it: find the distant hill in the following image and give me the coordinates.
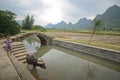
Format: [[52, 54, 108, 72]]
[[74, 18, 93, 30], [54, 21, 67, 29], [46, 5, 120, 31], [94, 5, 120, 31], [45, 23, 54, 29], [45, 18, 93, 30]]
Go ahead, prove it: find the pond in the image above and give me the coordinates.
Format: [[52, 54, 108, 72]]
[[23, 35, 120, 80]]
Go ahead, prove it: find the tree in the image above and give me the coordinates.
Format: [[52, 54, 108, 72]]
[[22, 15, 34, 30], [32, 25, 46, 32], [88, 19, 102, 44], [0, 10, 20, 36]]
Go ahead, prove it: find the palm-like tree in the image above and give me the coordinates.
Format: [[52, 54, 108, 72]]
[[88, 19, 102, 45]]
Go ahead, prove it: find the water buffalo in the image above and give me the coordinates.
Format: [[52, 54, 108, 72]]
[[26, 54, 46, 72]]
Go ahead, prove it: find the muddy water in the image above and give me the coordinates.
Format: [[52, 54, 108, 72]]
[[23, 35, 120, 80]]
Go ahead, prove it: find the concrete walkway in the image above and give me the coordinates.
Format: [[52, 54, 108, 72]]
[[0, 44, 21, 80]]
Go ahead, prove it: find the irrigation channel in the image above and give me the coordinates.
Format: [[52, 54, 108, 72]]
[[23, 34, 120, 80]]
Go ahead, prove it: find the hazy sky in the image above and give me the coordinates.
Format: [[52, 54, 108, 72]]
[[0, 0, 120, 26]]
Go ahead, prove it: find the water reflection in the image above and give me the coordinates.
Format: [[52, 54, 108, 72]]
[[84, 61, 96, 80], [23, 34, 41, 54], [23, 35, 120, 80], [37, 49, 120, 80]]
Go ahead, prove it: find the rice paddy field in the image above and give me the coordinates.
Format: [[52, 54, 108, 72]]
[[44, 30, 120, 51]]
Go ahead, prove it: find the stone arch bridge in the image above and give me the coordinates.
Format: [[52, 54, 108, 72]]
[[11, 32, 52, 45]]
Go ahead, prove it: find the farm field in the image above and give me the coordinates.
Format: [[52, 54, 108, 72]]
[[44, 30, 120, 51]]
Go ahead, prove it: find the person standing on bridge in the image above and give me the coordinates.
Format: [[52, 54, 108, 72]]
[[4, 35, 12, 56]]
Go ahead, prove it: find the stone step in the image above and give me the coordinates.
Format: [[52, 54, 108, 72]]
[[12, 49, 27, 55], [12, 44, 23, 47], [12, 47, 26, 52], [14, 52, 27, 58], [17, 55, 26, 61], [20, 59, 26, 63], [12, 45, 24, 49], [12, 42, 23, 46], [12, 43, 24, 46], [12, 42, 24, 46], [2, 44, 24, 50], [12, 42, 23, 45], [2, 41, 22, 45]]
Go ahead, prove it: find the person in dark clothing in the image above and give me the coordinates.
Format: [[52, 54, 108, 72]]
[[26, 54, 46, 72]]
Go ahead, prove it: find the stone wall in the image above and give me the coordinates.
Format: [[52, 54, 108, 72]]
[[52, 40, 120, 63], [37, 33, 52, 45]]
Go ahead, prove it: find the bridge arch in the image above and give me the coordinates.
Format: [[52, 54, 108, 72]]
[[37, 33, 52, 45]]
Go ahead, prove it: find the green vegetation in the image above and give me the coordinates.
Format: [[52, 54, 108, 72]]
[[22, 15, 46, 32], [22, 14, 34, 30], [0, 10, 20, 37], [0, 33, 4, 38], [0, 10, 46, 38], [32, 25, 46, 32]]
